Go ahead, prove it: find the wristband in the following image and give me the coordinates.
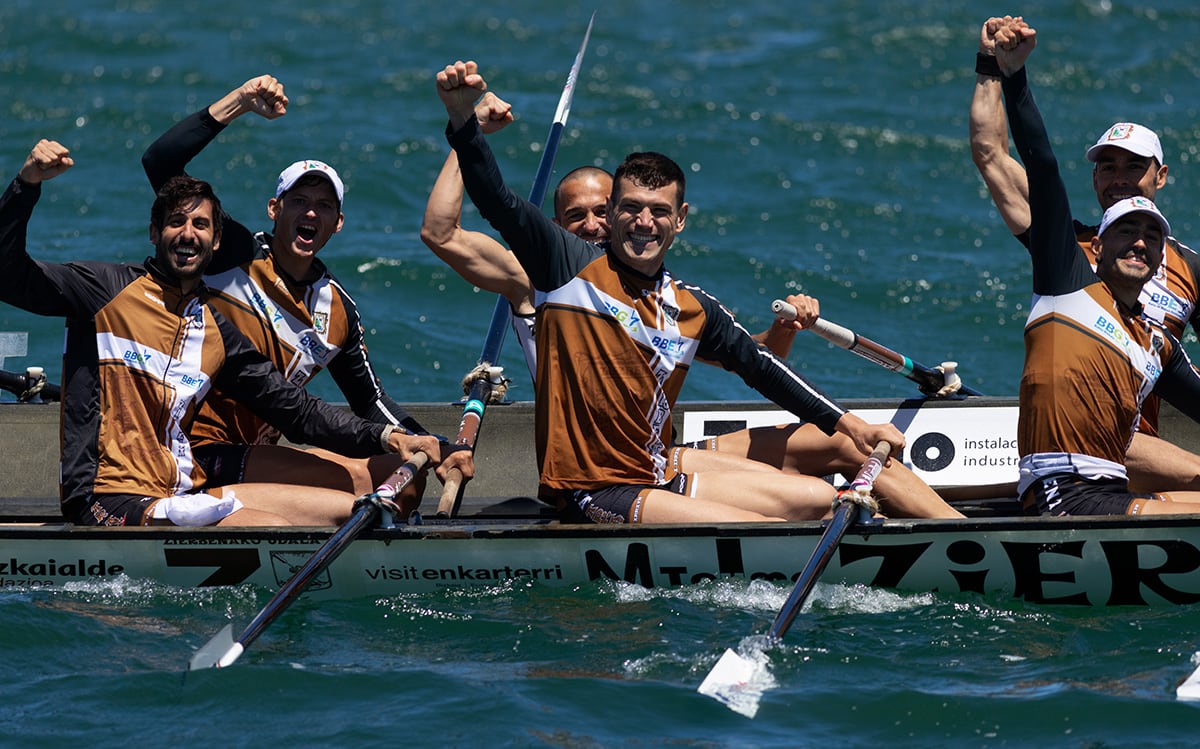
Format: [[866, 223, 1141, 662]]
[[975, 52, 1001, 77], [380, 424, 397, 453], [440, 442, 474, 458]]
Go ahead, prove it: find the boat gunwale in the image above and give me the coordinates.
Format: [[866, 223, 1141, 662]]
[[2, 511, 1199, 542]]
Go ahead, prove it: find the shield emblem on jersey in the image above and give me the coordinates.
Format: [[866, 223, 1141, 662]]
[[662, 304, 680, 325], [312, 311, 328, 334]]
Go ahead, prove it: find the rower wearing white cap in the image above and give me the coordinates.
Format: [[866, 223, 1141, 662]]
[[991, 16, 1200, 516], [141, 75, 473, 511], [970, 16, 1200, 496]]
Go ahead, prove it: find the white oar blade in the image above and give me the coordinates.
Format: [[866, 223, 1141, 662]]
[[697, 648, 771, 719], [1177, 656, 1200, 700], [187, 623, 239, 672]]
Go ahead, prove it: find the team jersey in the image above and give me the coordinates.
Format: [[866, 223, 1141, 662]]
[[0, 177, 389, 519], [449, 118, 847, 500], [1002, 68, 1200, 495], [1018, 223, 1200, 435], [142, 108, 422, 446]]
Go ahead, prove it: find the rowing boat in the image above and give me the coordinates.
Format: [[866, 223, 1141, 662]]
[[4, 396, 1200, 606]]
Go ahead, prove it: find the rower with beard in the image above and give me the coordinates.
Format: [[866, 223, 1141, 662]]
[[0, 140, 447, 526], [991, 15, 1200, 515], [142, 75, 471, 511]]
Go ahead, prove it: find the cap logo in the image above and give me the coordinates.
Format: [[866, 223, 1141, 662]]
[[1106, 124, 1135, 142]]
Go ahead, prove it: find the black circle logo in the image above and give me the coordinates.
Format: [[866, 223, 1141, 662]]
[[910, 432, 955, 472]]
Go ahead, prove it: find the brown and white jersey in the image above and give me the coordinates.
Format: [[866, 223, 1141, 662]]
[[0, 177, 389, 519], [1002, 67, 1200, 495], [450, 117, 847, 500], [142, 108, 423, 444], [191, 251, 349, 445]]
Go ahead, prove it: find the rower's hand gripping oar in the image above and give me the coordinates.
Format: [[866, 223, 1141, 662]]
[[772, 299, 982, 398], [186, 451, 430, 672], [435, 13, 595, 518], [697, 441, 892, 719]]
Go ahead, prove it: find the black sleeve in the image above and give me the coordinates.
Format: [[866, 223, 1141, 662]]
[[1152, 335, 1200, 422], [210, 310, 387, 457], [446, 118, 599, 291], [1000, 67, 1095, 297], [0, 177, 134, 318], [141, 108, 258, 274], [689, 284, 845, 435], [1171, 239, 1200, 333], [324, 279, 426, 433]]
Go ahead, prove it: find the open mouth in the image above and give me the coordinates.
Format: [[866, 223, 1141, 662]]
[[296, 223, 319, 242]]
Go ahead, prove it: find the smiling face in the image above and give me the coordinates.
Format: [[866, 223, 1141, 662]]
[[149, 195, 220, 291], [606, 177, 687, 275], [553, 171, 612, 242], [266, 174, 344, 279], [1094, 212, 1165, 304], [1092, 146, 1168, 210]]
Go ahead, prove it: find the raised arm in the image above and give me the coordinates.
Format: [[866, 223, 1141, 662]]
[[142, 75, 288, 192], [421, 91, 536, 315], [0, 141, 79, 317], [969, 16, 1031, 236], [142, 76, 287, 272]]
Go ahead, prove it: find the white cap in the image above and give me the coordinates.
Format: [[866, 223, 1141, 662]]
[[1085, 122, 1163, 164], [1097, 196, 1170, 245], [275, 160, 344, 205]]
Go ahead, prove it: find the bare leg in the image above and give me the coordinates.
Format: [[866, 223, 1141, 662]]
[[1132, 490, 1200, 515], [214, 507, 291, 526], [244, 445, 426, 514], [1127, 432, 1200, 492], [672, 448, 837, 521], [711, 425, 963, 519], [211, 482, 357, 526]]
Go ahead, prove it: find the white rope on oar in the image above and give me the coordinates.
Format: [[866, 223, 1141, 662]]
[[834, 484, 880, 516], [933, 361, 962, 398], [460, 363, 510, 403], [18, 366, 47, 402]]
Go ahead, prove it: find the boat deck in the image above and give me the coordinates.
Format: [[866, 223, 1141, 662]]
[[5, 397, 1200, 523]]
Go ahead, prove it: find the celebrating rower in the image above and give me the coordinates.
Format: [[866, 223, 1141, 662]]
[[971, 16, 1200, 495], [432, 59, 951, 524], [422, 88, 962, 519], [0, 141, 445, 527], [141, 75, 473, 514], [990, 16, 1200, 515]]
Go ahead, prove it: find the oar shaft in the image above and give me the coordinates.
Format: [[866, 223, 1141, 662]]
[[197, 451, 430, 670], [771, 299, 982, 397], [767, 441, 890, 642], [437, 14, 595, 518]]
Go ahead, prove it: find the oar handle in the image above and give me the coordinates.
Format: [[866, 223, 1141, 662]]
[[435, 468, 464, 517], [848, 440, 891, 494]]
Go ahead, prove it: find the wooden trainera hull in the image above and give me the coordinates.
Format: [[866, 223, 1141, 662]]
[[3, 397, 1200, 606], [2, 515, 1200, 606]]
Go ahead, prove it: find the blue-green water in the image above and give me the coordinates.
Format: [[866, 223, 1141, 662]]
[[3, 1, 1200, 745]]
